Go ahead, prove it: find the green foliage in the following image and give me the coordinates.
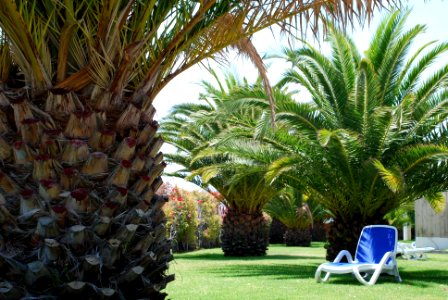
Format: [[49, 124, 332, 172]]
[[161, 7, 448, 260], [198, 194, 222, 248], [174, 10, 448, 259], [160, 183, 221, 251], [384, 203, 415, 227], [160, 73, 294, 213], [264, 189, 313, 229], [165, 188, 199, 252], [268, 10, 448, 223]]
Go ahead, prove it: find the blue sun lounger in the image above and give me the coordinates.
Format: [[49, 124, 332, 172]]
[[315, 225, 401, 285]]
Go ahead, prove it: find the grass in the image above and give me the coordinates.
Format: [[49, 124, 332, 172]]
[[166, 243, 448, 300]]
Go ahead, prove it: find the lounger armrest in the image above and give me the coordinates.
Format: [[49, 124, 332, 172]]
[[333, 250, 354, 263], [378, 251, 393, 266], [353, 251, 396, 286]]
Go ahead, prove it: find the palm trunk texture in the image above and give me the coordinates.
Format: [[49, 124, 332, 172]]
[[0, 98, 174, 298], [221, 208, 269, 256], [325, 217, 386, 261], [284, 227, 312, 247], [269, 217, 287, 244]]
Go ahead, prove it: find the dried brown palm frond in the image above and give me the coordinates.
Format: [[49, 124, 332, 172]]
[[140, 0, 400, 119]]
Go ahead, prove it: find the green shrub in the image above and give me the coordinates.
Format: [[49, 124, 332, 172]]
[[197, 195, 221, 248], [160, 183, 222, 251]]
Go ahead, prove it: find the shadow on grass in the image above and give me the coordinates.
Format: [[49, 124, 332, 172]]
[[399, 269, 448, 287], [204, 263, 319, 280], [323, 274, 400, 285], [174, 253, 320, 261], [178, 255, 447, 288]]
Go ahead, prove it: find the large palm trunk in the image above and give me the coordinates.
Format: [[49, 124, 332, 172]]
[[0, 98, 174, 298], [325, 216, 386, 261], [221, 208, 269, 256]]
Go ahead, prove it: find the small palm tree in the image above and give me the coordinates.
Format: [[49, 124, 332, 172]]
[[269, 10, 448, 260], [264, 189, 314, 246]]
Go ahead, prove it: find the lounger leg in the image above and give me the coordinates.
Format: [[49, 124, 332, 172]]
[[315, 266, 331, 283], [393, 265, 402, 282], [353, 266, 384, 286]]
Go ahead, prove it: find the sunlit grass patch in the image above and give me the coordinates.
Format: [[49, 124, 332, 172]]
[[167, 243, 448, 300]]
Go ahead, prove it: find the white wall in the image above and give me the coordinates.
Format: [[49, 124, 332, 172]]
[[415, 195, 448, 250]]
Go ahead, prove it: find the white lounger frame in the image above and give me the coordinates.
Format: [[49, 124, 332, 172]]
[[315, 225, 402, 286], [397, 242, 434, 260], [315, 249, 401, 285]]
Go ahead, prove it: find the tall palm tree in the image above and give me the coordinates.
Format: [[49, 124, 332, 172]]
[[161, 73, 292, 255], [268, 10, 448, 260], [0, 0, 401, 297]]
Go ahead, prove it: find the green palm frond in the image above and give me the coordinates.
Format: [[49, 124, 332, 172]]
[[189, 163, 224, 184], [327, 24, 360, 97], [367, 10, 407, 71], [394, 144, 448, 174], [423, 191, 446, 213], [317, 129, 332, 147], [190, 146, 228, 166], [399, 41, 448, 94], [274, 9, 448, 224], [290, 47, 345, 123], [164, 153, 192, 168], [354, 58, 382, 138], [267, 155, 304, 183], [407, 90, 448, 142], [264, 190, 312, 229], [367, 106, 395, 157], [414, 65, 448, 111], [376, 24, 425, 105], [372, 159, 404, 193], [426, 118, 448, 146], [319, 129, 363, 187], [281, 66, 340, 126], [275, 101, 325, 132]]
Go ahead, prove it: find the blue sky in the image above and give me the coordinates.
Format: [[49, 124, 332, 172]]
[[154, 1, 448, 121]]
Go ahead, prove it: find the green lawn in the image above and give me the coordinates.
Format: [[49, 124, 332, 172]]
[[166, 243, 448, 300]]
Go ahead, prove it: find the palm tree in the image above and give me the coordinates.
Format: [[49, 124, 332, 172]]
[[268, 10, 448, 260], [264, 189, 314, 246], [0, 0, 401, 296], [161, 74, 291, 255]]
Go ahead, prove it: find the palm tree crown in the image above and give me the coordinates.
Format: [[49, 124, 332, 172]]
[[268, 10, 448, 258], [161, 73, 292, 212], [160, 73, 301, 256]]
